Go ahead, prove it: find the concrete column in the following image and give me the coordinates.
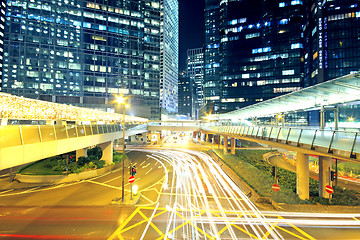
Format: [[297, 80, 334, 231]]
[[319, 156, 332, 198], [46, 120, 54, 125], [142, 132, 147, 143], [230, 138, 236, 155], [1, 118, 8, 126], [320, 106, 325, 130], [99, 141, 113, 164], [76, 148, 88, 161], [334, 107, 339, 131], [296, 152, 309, 200], [223, 136, 228, 154]]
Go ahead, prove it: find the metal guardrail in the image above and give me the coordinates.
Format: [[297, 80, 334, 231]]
[[0, 124, 126, 148], [210, 126, 360, 158]]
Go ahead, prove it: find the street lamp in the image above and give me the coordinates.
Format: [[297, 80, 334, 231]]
[[117, 95, 130, 202]]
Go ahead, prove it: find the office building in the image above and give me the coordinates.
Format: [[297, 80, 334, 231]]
[[186, 48, 203, 118], [203, 0, 360, 114], [303, 0, 360, 86], [2, 0, 178, 120], [178, 71, 193, 118], [160, 0, 179, 114], [204, 0, 303, 114], [204, 0, 221, 113]]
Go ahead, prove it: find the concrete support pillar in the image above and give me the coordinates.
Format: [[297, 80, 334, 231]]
[[319, 156, 332, 198], [76, 148, 88, 161], [142, 132, 147, 143], [99, 141, 113, 165], [46, 120, 54, 125], [223, 136, 228, 154], [320, 106, 325, 130], [1, 118, 8, 126], [230, 138, 236, 155], [334, 107, 339, 131], [205, 134, 209, 142], [296, 152, 309, 200]]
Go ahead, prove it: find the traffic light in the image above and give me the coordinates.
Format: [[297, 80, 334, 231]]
[[271, 166, 276, 177], [131, 166, 137, 176], [331, 170, 337, 181]]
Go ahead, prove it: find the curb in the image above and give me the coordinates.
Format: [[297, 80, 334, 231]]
[[207, 149, 360, 213]]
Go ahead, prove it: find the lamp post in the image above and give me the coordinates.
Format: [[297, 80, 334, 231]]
[[117, 95, 129, 202]]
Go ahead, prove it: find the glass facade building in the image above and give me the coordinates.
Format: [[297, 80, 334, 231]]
[[204, 0, 221, 113], [2, 0, 178, 119], [178, 71, 192, 118], [186, 48, 203, 118], [204, 0, 360, 114], [303, 0, 360, 86], [159, 0, 178, 114]]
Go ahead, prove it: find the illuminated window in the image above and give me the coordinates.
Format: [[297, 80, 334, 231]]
[[282, 70, 294, 75]]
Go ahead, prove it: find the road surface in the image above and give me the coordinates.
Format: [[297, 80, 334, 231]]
[[0, 145, 359, 239]]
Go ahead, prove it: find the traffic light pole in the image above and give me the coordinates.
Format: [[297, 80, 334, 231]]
[[122, 105, 125, 202]]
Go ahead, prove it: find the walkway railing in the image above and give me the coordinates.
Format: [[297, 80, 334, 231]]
[[209, 126, 360, 159], [0, 123, 132, 148]]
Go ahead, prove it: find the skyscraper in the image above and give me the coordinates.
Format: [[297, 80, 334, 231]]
[[204, 0, 303, 114], [203, 0, 360, 115], [160, 0, 179, 114], [178, 71, 193, 118], [303, 0, 360, 86], [204, 0, 221, 113], [2, 0, 178, 120], [186, 48, 203, 118]]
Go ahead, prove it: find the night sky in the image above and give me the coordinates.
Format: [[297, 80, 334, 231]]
[[179, 0, 204, 72]]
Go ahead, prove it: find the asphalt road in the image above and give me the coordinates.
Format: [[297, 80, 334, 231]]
[[0, 141, 359, 239]]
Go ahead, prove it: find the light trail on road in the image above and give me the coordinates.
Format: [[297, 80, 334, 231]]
[[132, 148, 285, 239]]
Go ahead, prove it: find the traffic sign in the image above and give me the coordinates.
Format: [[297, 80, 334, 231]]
[[128, 176, 135, 183], [325, 185, 333, 194], [272, 184, 280, 192]]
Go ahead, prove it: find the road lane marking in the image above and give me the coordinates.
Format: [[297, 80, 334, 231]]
[[107, 207, 141, 240], [145, 168, 152, 175], [354, 217, 359, 221], [0, 189, 14, 195], [276, 216, 316, 240], [85, 180, 121, 190], [103, 175, 122, 184], [173, 211, 213, 239], [21, 187, 40, 193], [139, 203, 162, 240]]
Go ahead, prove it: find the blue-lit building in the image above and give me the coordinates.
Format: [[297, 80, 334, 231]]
[[178, 71, 193, 118], [186, 48, 203, 118], [303, 0, 360, 86], [204, 0, 221, 113], [160, 0, 179, 114], [1, 0, 178, 119], [203, 0, 360, 115]]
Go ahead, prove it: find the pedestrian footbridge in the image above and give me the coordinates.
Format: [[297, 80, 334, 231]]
[[0, 123, 147, 170], [203, 125, 360, 163]]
